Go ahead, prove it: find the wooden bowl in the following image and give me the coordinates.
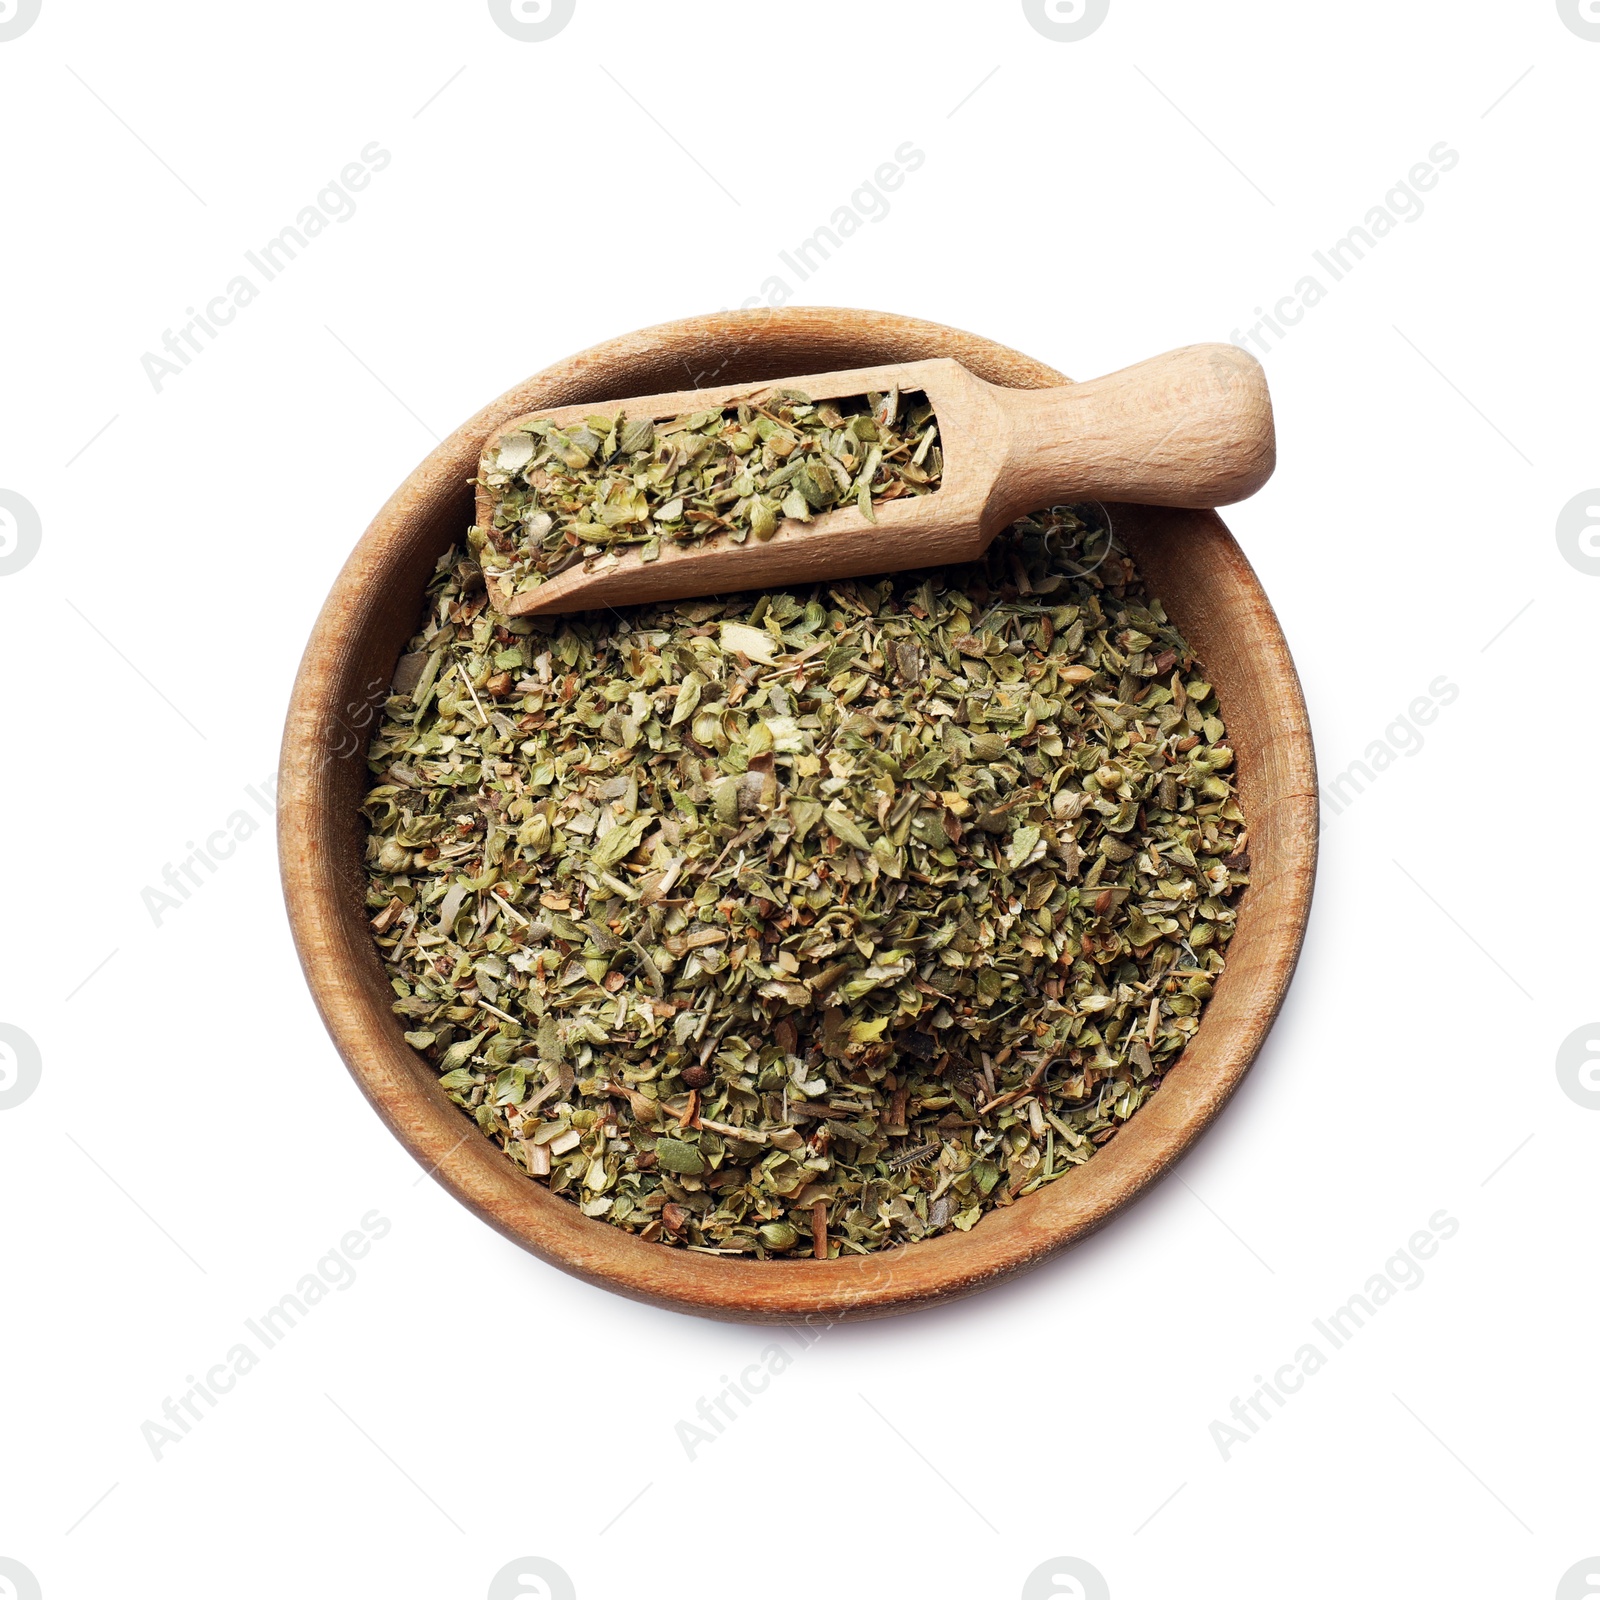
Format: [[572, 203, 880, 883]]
[[279, 308, 1317, 1323]]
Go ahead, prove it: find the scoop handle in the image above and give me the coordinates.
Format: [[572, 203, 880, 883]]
[[992, 344, 1275, 518]]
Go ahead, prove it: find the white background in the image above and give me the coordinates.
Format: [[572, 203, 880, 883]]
[[2, 3, 1597, 1598]]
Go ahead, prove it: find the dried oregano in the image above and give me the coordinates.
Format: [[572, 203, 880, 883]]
[[477, 387, 941, 601], [361, 506, 1248, 1258]]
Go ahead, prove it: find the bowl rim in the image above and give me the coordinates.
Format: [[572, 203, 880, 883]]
[[279, 306, 1317, 1323]]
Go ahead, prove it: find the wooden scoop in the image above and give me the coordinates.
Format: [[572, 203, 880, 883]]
[[477, 342, 1273, 618]]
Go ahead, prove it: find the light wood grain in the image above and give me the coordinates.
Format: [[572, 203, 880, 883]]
[[477, 344, 1275, 617], [279, 307, 1317, 1323]]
